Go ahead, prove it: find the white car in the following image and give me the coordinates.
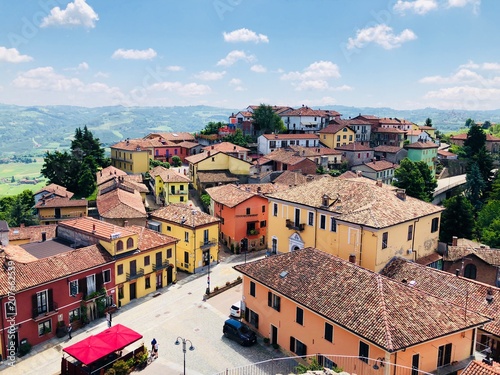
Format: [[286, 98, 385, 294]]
[[230, 301, 244, 318]]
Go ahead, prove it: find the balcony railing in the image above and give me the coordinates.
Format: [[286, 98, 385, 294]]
[[200, 238, 217, 249], [246, 229, 260, 237], [126, 268, 144, 281], [286, 219, 305, 231], [32, 302, 58, 320], [153, 260, 171, 271]]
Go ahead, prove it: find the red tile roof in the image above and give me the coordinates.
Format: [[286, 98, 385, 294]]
[[35, 183, 74, 199], [256, 149, 309, 166], [203, 142, 250, 153], [145, 132, 195, 142], [235, 248, 489, 352], [35, 197, 88, 208], [0, 244, 113, 295], [373, 127, 406, 134], [381, 257, 500, 338], [97, 188, 147, 219], [127, 225, 178, 250], [318, 124, 354, 134], [451, 133, 500, 141], [261, 133, 319, 140], [150, 166, 191, 183], [151, 203, 219, 227], [96, 166, 128, 185], [335, 142, 373, 151], [205, 184, 257, 208], [462, 360, 500, 375], [405, 141, 438, 149], [357, 160, 397, 172], [58, 217, 137, 241], [374, 145, 404, 153], [288, 145, 342, 156]]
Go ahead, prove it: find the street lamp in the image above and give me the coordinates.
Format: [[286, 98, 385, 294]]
[[175, 336, 194, 375], [205, 251, 211, 295]]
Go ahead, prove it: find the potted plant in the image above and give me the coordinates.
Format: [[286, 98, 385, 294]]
[[56, 321, 67, 338], [263, 337, 270, 345]]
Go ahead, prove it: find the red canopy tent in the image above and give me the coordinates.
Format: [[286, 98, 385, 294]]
[[63, 324, 143, 366]]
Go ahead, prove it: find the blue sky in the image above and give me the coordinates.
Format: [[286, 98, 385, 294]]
[[0, 0, 499, 110]]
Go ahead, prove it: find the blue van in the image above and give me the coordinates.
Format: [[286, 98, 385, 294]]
[[223, 319, 257, 346]]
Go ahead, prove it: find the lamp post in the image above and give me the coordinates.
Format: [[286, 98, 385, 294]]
[[205, 250, 211, 295], [175, 337, 194, 375]]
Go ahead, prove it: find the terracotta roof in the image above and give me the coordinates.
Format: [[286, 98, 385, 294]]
[[127, 225, 178, 250], [419, 126, 435, 130], [177, 141, 199, 148], [97, 188, 146, 219], [335, 142, 373, 152], [272, 171, 323, 187], [444, 246, 500, 266], [0, 244, 113, 295], [34, 197, 88, 208], [381, 257, 500, 337], [9, 224, 57, 242], [451, 133, 500, 141], [355, 114, 380, 120], [318, 124, 353, 134], [98, 178, 148, 195], [373, 127, 406, 133], [405, 141, 438, 149], [283, 106, 338, 117], [110, 138, 155, 151], [196, 171, 240, 184], [35, 183, 74, 199], [238, 183, 290, 195], [185, 150, 222, 164], [414, 252, 442, 266], [356, 160, 397, 172], [462, 360, 500, 375], [238, 111, 253, 117], [235, 248, 489, 352], [205, 184, 256, 208], [438, 150, 457, 157], [288, 145, 342, 156], [96, 166, 128, 185], [268, 175, 443, 229], [203, 142, 250, 153], [405, 130, 422, 136], [374, 145, 404, 153], [151, 203, 219, 227], [261, 133, 319, 140], [150, 166, 190, 183], [256, 149, 309, 166], [58, 217, 137, 241], [145, 132, 195, 142], [337, 171, 359, 179]]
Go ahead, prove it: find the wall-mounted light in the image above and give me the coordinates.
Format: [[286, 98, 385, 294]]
[[373, 357, 385, 370]]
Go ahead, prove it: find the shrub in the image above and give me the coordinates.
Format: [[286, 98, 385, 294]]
[[263, 337, 270, 344], [104, 369, 116, 375], [112, 359, 130, 375], [18, 342, 32, 357], [272, 343, 279, 349]]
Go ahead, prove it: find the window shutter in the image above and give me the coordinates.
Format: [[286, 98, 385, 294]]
[[48, 289, 54, 311], [290, 337, 295, 352], [32, 294, 37, 319], [276, 297, 280, 312], [268, 292, 272, 307], [79, 278, 87, 298], [96, 272, 104, 290]]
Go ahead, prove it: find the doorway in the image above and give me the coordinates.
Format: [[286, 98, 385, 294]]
[[129, 283, 137, 300], [156, 273, 163, 289], [271, 325, 278, 346]]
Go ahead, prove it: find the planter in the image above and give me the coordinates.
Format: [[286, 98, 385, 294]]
[[56, 326, 67, 338]]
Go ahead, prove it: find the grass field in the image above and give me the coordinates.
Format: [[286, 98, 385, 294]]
[[0, 160, 47, 197]]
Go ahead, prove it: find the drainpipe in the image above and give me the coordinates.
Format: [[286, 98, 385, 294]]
[[411, 218, 419, 261], [359, 225, 364, 267]]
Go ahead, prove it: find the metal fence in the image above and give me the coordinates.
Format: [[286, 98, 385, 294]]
[[212, 354, 434, 375]]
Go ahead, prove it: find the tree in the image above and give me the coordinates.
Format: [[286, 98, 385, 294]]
[[393, 158, 426, 201], [483, 120, 492, 129], [223, 129, 252, 147], [252, 104, 285, 134], [473, 147, 493, 186], [488, 172, 500, 202], [415, 161, 437, 202], [439, 195, 474, 243], [200, 121, 224, 135], [171, 156, 182, 167], [465, 118, 474, 128], [465, 162, 485, 210], [2, 190, 37, 227], [150, 159, 170, 169], [425, 118, 433, 127], [477, 200, 500, 247], [41, 150, 73, 187], [464, 124, 486, 158], [480, 218, 500, 248], [77, 165, 96, 198]]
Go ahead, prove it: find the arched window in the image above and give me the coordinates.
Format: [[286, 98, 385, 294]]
[[116, 240, 123, 251], [464, 264, 477, 279], [127, 238, 134, 249]]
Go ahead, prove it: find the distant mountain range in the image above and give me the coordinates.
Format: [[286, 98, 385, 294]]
[[1, 103, 500, 156]]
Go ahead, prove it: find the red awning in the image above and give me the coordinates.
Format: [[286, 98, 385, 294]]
[[63, 324, 143, 365]]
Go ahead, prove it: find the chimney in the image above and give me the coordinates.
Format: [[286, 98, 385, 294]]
[[100, 171, 102, 176], [124, 220, 129, 227], [376, 180, 382, 187], [207, 151, 211, 156], [41, 232, 46, 242], [349, 254, 356, 263], [396, 189, 406, 201], [233, 145, 236, 150], [356, 170, 362, 177], [211, 145, 214, 150], [452, 236, 458, 246], [20, 223, 25, 228], [257, 186, 261, 193]]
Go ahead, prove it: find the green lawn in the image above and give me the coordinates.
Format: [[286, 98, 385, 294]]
[[0, 160, 47, 197]]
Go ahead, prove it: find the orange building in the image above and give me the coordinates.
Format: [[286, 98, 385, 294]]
[[235, 248, 490, 375], [205, 184, 269, 251]]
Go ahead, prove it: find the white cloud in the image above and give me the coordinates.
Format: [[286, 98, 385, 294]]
[[77, 62, 89, 70], [223, 28, 269, 43], [13, 67, 84, 91], [228, 78, 242, 86], [41, 0, 99, 28], [419, 68, 483, 84], [347, 24, 417, 50], [332, 85, 353, 91], [250, 64, 267, 73], [216, 50, 255, 66], [393, 0, 438, 15], [112, 48, 157, 60], [295, 80, 330, 91], [166, 65, 183, 72], [447, 0, 481, 14], [94, 71, 109, 79], [423, 85, 500, 110], [0, 47, 33, 63], [194, 71, 226, 81], [148, 81, 211, 96], [281, 61, 341, 81]]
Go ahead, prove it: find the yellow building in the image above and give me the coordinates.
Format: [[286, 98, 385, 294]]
[[267, 174, 444, 272], [35, 197, 88, 224], [235, 248, 489, 375], [57, 217, 178, 308], [185, 150, 252, 192], [149, 166, 191, 205], [110, 139, 151, 174], [150, 203, 219, 274], [318, 123, 356, 149]]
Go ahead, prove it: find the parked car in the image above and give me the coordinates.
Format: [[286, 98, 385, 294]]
[[230, 300, 244, 318], [223, 319, 257, 346]]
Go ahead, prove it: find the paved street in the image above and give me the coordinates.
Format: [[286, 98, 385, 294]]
[[2, 249, 289, 375]]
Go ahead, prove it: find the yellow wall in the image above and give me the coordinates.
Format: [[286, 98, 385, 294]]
[[320, 127, 356, 149], [154, 175, 189, 204], [37, 205, 87, 223], [160, 221, 219, 274], [190, 153, 251, 190], [242, 277, 476, 374], [111, 148, 150, 174], [267, 200, 441, 272], [114, 245, 176, 306]]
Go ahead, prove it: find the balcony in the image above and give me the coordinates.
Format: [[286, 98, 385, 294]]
[[32, 302, 58, 320], [126, 268, 144, 281], [246, 229, 260, 237], [153, 260, 171, 271], [286, 219, 305, 231], [200, 238, 217, 249]]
